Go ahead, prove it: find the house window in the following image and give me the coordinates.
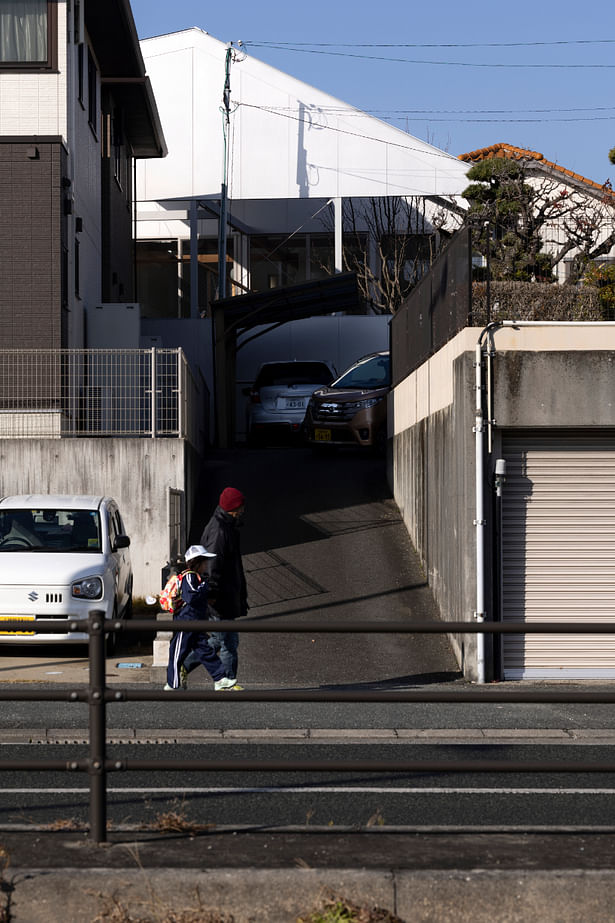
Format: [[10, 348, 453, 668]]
[[74, 239, 80, 298], [87, 47, 97, 134], [73, 0, 82, 43], [77, 43, 84, 104], [61, 244, 69, 309], [112, 113, 123, 189], [0, 0, 57, 69]]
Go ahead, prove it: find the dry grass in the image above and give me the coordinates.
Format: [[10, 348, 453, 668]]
[[0, 846, 10, 923], [297, 893, 406, 923], [93, 899, 235, 923]]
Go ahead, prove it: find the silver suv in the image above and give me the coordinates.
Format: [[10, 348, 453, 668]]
[[305, 351, 391, 451]]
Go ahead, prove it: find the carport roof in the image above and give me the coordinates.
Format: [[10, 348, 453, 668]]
[[213, 272, 366, 332]]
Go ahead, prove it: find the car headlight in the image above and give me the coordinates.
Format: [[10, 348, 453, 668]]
[[72, 576, 104, 600], [346, 397, 384, 412]]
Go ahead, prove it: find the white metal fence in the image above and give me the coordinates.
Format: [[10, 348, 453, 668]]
[[0, 349, 204, 448]]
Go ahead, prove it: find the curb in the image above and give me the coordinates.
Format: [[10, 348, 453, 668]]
[[6, 866, 615, 922], [2, 727, 615, 744]]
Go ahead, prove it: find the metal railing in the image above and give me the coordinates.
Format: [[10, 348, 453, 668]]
[[2, 612, 615, 842], [0, 348, 203, 448]]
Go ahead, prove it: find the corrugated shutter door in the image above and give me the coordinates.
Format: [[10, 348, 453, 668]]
[[502, 434, 615, 679]]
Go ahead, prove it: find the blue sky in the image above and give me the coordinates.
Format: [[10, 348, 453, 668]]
[[130, 0, 615, 187]]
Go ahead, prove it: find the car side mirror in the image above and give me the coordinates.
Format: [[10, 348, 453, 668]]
[[114, 534, 130, 550]]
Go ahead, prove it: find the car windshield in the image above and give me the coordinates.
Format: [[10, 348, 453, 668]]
[[256, 362, 333, 388], [0, 508, 101, 552], [331, 355, 391, 390]]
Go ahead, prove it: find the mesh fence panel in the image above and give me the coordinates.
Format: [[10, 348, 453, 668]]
[[391, 228, 472, 386], [0, 348, 201, 445]]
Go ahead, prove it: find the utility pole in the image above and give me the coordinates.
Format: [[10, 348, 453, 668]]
[[217, 44, 233, 301]]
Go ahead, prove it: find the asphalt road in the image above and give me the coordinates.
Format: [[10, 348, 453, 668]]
[[3, 741, 615, 831], [2, 445, 615, 842]]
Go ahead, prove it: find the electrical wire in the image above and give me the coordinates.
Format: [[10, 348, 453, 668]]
[[246, 104, 615, 116], [236, 102, 471, 159], [242, 103, 615, 124], [245, 39, 615, 49], [242, 44, 615, 69]]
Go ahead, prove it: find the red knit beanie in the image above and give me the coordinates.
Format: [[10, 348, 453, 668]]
[[219, 487, 245, 511]]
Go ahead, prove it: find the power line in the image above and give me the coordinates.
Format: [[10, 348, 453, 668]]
[[245, 39, 615, 49], [243, 44, 615, 69], [246, 103, 615, 126], [236, 102, 465, 159], [251, 105, 615, 116]]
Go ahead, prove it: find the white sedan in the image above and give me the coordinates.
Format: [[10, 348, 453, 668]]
[[244, 359, 336, 444]]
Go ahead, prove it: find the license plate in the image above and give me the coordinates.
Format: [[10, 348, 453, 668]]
[[0, 615, 35, 636], [286, 398, 305, 409], [314, 428, 332, 442]]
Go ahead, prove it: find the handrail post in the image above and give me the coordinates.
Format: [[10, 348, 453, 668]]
[[151, 347, 157, 438], [177, 349, 183, 438], [88, 610, 107, 843]]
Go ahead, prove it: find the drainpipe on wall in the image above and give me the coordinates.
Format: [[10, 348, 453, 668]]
[[474, 321, 507, 683], [474, 339, 486, 684]]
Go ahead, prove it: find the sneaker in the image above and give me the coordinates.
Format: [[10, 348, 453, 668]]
[[163, 683, 175, 691], [179, 665, 188, 690], [214, 676, 241, 691]]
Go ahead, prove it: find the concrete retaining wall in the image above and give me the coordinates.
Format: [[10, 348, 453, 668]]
[[0, 438, 189, 598], [391, 342, 478, 677], [389, 324, 615, 681]]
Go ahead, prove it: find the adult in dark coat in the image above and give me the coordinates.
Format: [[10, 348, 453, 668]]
[[199, 486, 247, 681]]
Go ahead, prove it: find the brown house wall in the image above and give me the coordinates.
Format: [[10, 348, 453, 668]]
[[0, 139, 66, 350]]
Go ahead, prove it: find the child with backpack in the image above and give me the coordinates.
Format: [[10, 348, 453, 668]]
[[164, 544, 240, 691]]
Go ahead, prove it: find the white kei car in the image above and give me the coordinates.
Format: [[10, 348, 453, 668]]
[[0, 494, 132, 646]]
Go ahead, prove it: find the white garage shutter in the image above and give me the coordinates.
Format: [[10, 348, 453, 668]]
[[502, 434, 615, 679]]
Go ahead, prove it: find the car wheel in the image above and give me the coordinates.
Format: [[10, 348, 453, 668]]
[[106, 606, 118, 656], [373, 426, 387, 457]]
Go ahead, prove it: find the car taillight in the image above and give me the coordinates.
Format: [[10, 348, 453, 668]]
[[250, 390, 261, 404]]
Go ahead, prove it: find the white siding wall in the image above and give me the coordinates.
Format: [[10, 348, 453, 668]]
[[0, 1, 68, 137], [137, 28, 469, 203]]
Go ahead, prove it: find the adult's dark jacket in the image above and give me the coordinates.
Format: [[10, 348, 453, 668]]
[[200, 506, 247, 620]]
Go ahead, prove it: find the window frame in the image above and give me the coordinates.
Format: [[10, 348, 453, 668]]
[[87, 46, 98, 137], [0, 0, 58, 72]]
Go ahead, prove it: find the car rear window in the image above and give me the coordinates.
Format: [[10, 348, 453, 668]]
[[0, 509, 101, 552], [255, 362, 333, 388], [332, 354, 391, 389]]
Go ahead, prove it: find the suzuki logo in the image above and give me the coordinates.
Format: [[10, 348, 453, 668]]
[[28, 591, 38, 602]]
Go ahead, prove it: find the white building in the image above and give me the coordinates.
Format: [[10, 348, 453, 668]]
[[135, 27, 470, 321]]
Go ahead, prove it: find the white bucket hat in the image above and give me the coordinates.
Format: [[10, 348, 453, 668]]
[[184, 544, 216, 562]]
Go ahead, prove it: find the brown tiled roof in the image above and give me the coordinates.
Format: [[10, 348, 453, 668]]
[[459, 143, 614, 198]]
